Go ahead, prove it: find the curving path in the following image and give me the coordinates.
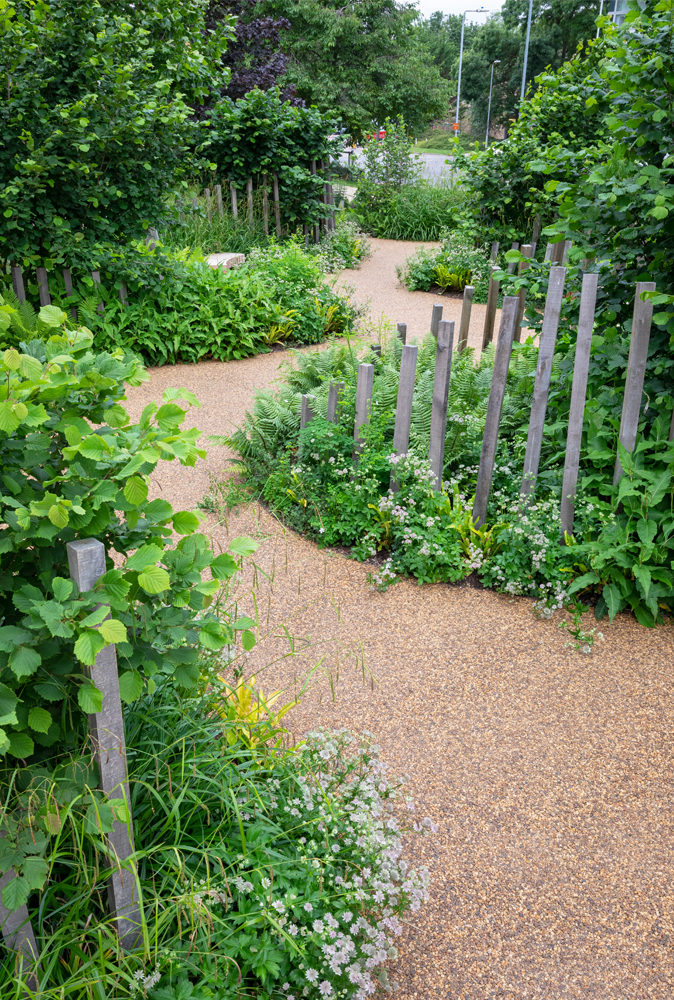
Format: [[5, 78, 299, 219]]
[[125, 239, 674, 1000]]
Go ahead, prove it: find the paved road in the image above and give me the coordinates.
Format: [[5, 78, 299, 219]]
[[338, 147, 454, 183]]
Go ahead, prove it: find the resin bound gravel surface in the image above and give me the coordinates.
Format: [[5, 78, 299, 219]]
[[125, 239, 674, 999]]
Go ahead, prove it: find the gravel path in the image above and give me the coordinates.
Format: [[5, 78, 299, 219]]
[[125, 239, 674, 1000]]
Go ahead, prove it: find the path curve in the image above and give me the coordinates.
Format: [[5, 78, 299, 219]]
[[125, 239, 674, 1000]]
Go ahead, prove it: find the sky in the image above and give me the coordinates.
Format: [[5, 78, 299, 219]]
[[413, 0, 503, 22]]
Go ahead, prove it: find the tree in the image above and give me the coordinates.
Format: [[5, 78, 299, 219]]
[[259, 0, 451, 136], [0, 0, 231, 266]]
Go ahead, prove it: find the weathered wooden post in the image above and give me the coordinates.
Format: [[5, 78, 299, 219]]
[[371, 344, 382, 357], [11, 266, 26, 303], [428, 320, 455, 491], [261, 174, 270, 236], [63, 268, 78, 320], [560, 271, 599, 535], [515, 243, 534, 342], [613, 281, 656, 484], [456, 285, 474, 353], [204, 188, 213, 222], [310, 160, 320, 244], [520, 266, 566, 498], [214, 184, 224, 218], [390, 344, 419, 492], [119, 283, 129, 307], [230, 182, 238, 221], [326, 381, 345, 423], [0, 855, 40, 993], [300, 395, 315, 429], [35, 267, 51, 307], [273, 175, 282, 238], [430, 303, 443, 338], [91, 271, 105, 314], [66, 539, 142, 952], [472, 296, 519, 526], [543, 242, 553, 262], [481, 242, 500, 351], [550, 240, 565, 265], [246, 178, 254, 230], [396, 322, 407, 345], [531, 214, 542, 247], [353, 363, 374, 461]]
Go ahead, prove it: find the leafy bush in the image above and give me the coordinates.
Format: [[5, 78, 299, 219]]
[[313, 217, 371, 273], [351, 182, 465, 241], [398, 232, 492, 301], [0, 242, 358, 366], [3, 672, 432, 999]]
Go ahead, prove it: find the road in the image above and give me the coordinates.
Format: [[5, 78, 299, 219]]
[[338, 148, 454, 183]]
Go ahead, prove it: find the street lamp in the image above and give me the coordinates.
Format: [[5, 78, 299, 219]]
[[519, 0, 534, 103], [456, 8, 486, 135], [485, 59, 500, 148]]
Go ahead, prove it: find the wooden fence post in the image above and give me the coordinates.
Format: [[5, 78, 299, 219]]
[[63, 268, 78, 320], [214, 184, 224, 218], [230, 182, 238, 221], [543, 242, 553, 262], [0, 853, 40, 993], [91, 271, 104, 314], [36, 268, 51, 307], [560, 271, 599, 535], [273, 175, 282, 238], [11, 266, 26, 304], [430, 303, 443, 338], [204, 188, 212, 222], [613, 281, 656, 484], [326, 381, 344, 423], [310, 160, 319, 244], [353, 363, 374, 461], [397, 322, 407, 345], [481, 242, 500, 351], [428, 320, 455, 491], [472, 296, 520, 526], [520, 266, 566, 498], [507, 241, 520, 275], [261, 174, 269, 236], [531, 214, 542, 247], [515, 243, 534, 342], [66, 539, 142, 952], [300, 395, 315, 429], [247, 178, 254, 231], [550, 240, 565, 265], [119, 283, 129, 307], [456, 285, 474, 353], [391, 344, 419, 492]]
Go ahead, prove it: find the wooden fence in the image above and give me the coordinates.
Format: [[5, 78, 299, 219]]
[[299, 268, 665, 535], [1, 540, 142, 984], [193, 158, 337, 243]]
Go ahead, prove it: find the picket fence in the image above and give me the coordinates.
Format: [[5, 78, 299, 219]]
[[298, 260, 667, 535]]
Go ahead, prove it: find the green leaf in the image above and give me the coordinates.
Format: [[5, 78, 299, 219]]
[[99, 619, 127, 645], [602, 582, 623, 621], [28, 707, 53, 734], [123, 476, 148, 505], [22, 857, 48, 892], [137, 565, 170, 594], [78, 684, 103, 714], [636, 519, 657, 546], [211, 553, 238, 580], [8, 646, 41, 679], [38, 304, 68, 328], [125, 544, 163, 572], [48, 503, 69, 528], [52, 577, 74, 601], [0, 400, 20, 434], [0, 683, 19, 726], [118, 670, 143, 703], [228, 536, 258, 557], [1, 875, 30, 912], [74, 629, 105, 665], [241, 629, 256, 651], [172, 510, 200, 534], [7, 732, 34, 759], [633, 564, 652, 600]]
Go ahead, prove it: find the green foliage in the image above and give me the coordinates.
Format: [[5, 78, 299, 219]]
[[313, 217, 371, 273], [0, 0, 231, 266], [260, 0, 450, 136], [3, 676, 431, 998], [398, 233, 492, 301], [352, 182, 465, 241], [206, 88, 338, 229], [0, 318, 257, 767]]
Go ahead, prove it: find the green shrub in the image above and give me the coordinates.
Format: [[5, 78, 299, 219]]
[[3, 674, 432, 998], [352, 183, 464, 241], [313, 217, 372, 273], [398, 232, 492, 301]]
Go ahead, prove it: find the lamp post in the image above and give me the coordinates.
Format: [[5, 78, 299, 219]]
[[485, 59, 500, 148], [520, 0, 534, 104], [456, 7, 486, 135]]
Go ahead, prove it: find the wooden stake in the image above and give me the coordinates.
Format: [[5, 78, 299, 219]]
[[396, 322, 407, 345], [430, 303, 443, 338], [0, 851, 40, 993], [391, 344, 419, 491], [560, 272, 599, 535], [230, 182, 238, 221], [66, 539, 142, 951], [262, 174, 269, 236], [428, 320, 455, 491], [613, 281, 656, 484], [204, 188, 212, 221], [11, 266, 25, 303], [63, 268, 78, 320], [91, 271, 104, 314], [214, 184, 224, 218], [36, 267, 51, 306], [482, 241, 500, 350], [273, 175, 282, 237], [353, 363, 374, 461], [247, 178, 254, 230], [472, 296, 519, 526], [300, 395, 314, 429], [515, 243, 534, 342], [456, 285, 474, 352], [520, 266, 566, 498], [326, 381, 344, 422]]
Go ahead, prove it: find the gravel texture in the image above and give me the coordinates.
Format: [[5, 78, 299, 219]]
[[125, 238, 674, 999]]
